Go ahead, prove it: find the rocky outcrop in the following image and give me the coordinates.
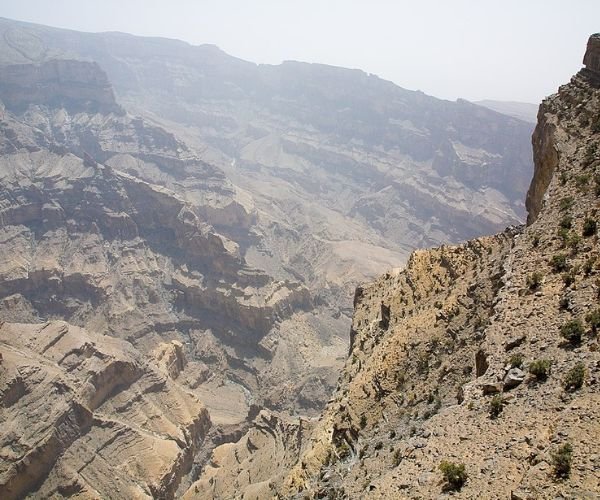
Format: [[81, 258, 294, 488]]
[[0, 14, 538, 429], [525, 99, 560, 224], [180, 35, 600, 499], [0, 17, 562, 499], [0, 145, 311, 343], [0, 45, 344, 444], [0, 321, 211, 499], [0, 59, 123, 114], [527, 34, 600, 225], [183, 410, 312, 499], [583, 33, 600, 83]]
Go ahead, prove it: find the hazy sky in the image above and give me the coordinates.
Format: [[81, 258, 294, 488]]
[[1, 0, 598, 103]]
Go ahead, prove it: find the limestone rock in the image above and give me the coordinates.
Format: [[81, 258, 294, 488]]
[[0, 60, 123, 114], [583, 33, 600, 75], [504, 367, 526, 390], [0, 321, 210, 499]]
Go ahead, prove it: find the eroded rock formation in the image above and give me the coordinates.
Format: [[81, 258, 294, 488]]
[[583, 33, 600, 82], [0, 321, 210, 499], [274, 35, 600, 499], [0, 16, 534, 321], [0, 52, 330, 497]]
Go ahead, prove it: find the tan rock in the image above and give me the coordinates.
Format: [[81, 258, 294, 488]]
[[0, 321, 210, 499]]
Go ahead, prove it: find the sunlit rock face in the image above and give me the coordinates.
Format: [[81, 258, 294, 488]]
[[0, 321, 211, 499]]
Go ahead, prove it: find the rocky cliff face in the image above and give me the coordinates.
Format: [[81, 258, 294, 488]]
[[0, 59, 122, 114], [0, 79, 336, 415], [0, 17, 557, 499], [185, 36, 600, 499], [583, 33, 600, 83], [0, 321, 210, 499]]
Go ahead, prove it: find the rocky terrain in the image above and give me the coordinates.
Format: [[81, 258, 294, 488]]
[[0, 17, 534, 315], [0, 321, 210, 499], [0, 53, 339, 497], [0, 16, 547, 499], [181, 35, 600, 499]]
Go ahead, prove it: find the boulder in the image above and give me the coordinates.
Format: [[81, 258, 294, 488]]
[[503, 368, 526, 390]]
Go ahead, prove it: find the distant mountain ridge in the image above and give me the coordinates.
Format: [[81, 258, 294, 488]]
[[475, 99, 539, 123]]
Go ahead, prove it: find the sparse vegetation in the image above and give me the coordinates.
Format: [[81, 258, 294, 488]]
[[575, 174, 590, 190], [562, 271, 575, 288], [586, 308, 600, 333], [526, 272, 543, 290], [529, 359, 552, 381], [559, 196, 574, 211], [583, 218, 597, 237], [559, 215, 573, 229], [550, 254, 568, 272], [489, 394, 504, 418], [439, 460, 467, 491], [568, 233, 581, 252], [563, 362, 585, 391], [560, 319, 584, 345], [551, 443, 573, 478], [583, 257, 595, 275], [336, 440, 352, 460], [584, 142, 598, 167], [532, 234, 540, 247], [558, 227, 570, 246], [416, 351, 430, 374], [508, 353, 523, 368], [359, 414, 367, 429]]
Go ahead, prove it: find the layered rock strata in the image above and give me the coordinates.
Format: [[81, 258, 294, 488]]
[[0, 321, 210, 499]]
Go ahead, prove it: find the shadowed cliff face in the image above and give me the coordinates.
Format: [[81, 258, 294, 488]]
[[582, 33, 600, 81], [0, 59, 123, 114]]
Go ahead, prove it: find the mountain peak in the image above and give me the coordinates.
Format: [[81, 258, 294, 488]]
[[583, 33, 600, 81]]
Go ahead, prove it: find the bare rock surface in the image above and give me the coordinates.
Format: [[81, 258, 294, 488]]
[[0, 17, 553, 500], [0, 320, 210, 499], [0, 17, 534, 320], [0, 54, 344, 497]]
